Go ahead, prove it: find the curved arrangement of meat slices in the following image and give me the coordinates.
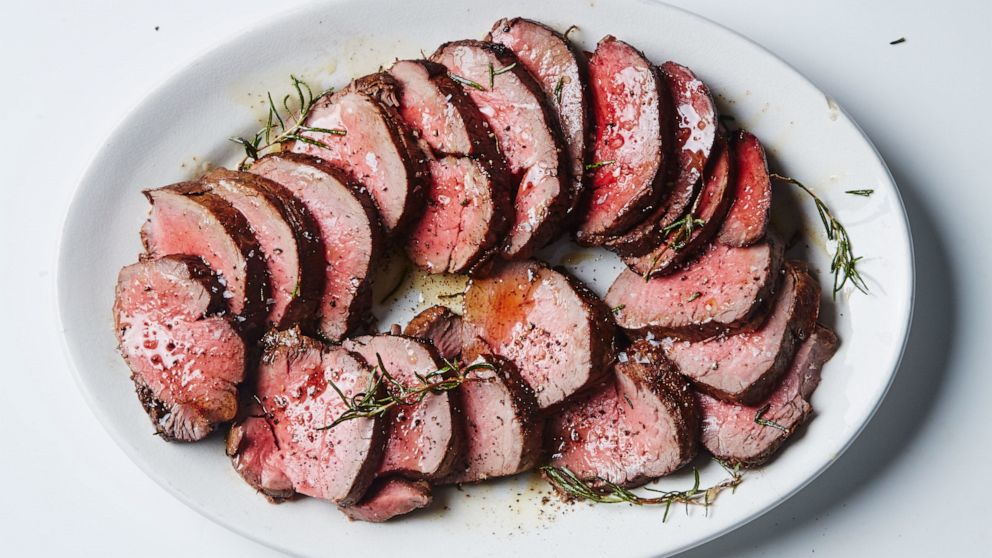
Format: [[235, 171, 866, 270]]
[[112, 15, 843, 523]]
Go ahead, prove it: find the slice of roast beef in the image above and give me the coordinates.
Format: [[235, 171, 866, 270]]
[[227, 330, 386, 505], [403, 305, 464, 361], [249, 153, 380, 341], [141, 181, 270, 340], [288, 76, 428, 234], [547, 339, 698, 488], [607, 238, 784, 340], [488, 18, 591, 219], [662, 262, 820, 405], [114, 256, 245, 442], [622, 132, 735, 277], [388, 59, 504, 167], [463, 260, 616, 409], [199, 168, 325, 331], [700, 325, 838, 467], [717, 130, 773, 247], [432, 40, 570, 259], [598, 61, 717, 256], [341, 335, 460, 479], [339, 477, 433, 522], [439, 353, 543, 483], [577, 36, 669, 241], [405, 156, 511, 274]]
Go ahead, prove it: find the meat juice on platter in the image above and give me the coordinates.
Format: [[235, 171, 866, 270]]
[[111, 16, 866, 523]]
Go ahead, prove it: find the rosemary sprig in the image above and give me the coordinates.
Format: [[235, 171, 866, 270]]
[[488, 62, 517, 89], [542, 463, 743, 521], [845, 189, 875, 197], [448, 72, 485, 91], [228, 76, 345, 170], [754, 404, 790, 433], [771, 173, 869, 298], [316, 355, 494, 430], [585, 160, 615, 171], [641, 213, 706, 279]]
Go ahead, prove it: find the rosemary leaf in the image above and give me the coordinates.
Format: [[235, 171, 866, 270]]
[[754, 404, 790, 433], [585, 160, 615, 171], [448, 72, 485, 91], [554, 76, 565, 105], [611, 304, 625, 315], [845, 189, 874, 197]]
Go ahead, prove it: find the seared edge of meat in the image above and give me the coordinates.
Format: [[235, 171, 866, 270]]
[[607, 237, 785, 341], [403, 305, 464, 361], [201, 168, 326, 332], [339, 477, 433, 522], [431, 39, 571, 260], [488, 17, 592, 222], [115, 256, 246, 442], [700, 325, 838, 467], [141, 181, 271, 341]]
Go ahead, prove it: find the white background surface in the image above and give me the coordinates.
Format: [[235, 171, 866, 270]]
[[1, 0, 987, 556]]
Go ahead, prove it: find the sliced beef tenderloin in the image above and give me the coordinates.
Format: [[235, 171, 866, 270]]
[[388, 59, 504, 166], [227, 330, 385, 505], [249, 153, 380, 341], [662, 262, 820, 405], [599, 61, 718, 256], [403, 305, 464, 361], [432, 40, 570, 259], [406, 156, 511, 274], [115, 256, 246, 442], [488, 18, 591, 219], [439, 353, 543, 484], [717, 130, 773, 247], [199, 168, 325, 331], [463, 260, 616, 410], [547, 339, 698, 488], [339, 477, 433, 522], [341, 335, 460, 479], [288, 75, 428, 234], [141, 181, 270, 340], [622, 132, 735, 278], [577, 36, 669, 241], [700, 325, 838, 467], [607, 237, 784, 341]]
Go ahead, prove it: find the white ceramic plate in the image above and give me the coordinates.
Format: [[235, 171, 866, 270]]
[[56, 0, 913, 556]]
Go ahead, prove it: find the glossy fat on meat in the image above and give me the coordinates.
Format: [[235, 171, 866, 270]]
[[432, 40, 570, 259], [339, 477, 433, 522], [662, 262, 820, 405], [249, 153, 380, 341], [439, 354, 543, 484], [405, 156, 510, 274], [607, 238, 784, 340], [403, 305, 464, 361], [342, 335, 460, 478], [700, 325, 838, 467], [717, 130, 773, 247], [288, 79, 427, 234], [141, 181, 270, 340], [599, 61, 717, 256], [622, 132, 735, 278], [578, 36, 668, 240], [199, 168, 325, 331], [463, 260, 615, 409], [489, 18, 590, 218], [114, 256, 245, 442], [227, 330, 385, 505], [548, 340, 698, 488]]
